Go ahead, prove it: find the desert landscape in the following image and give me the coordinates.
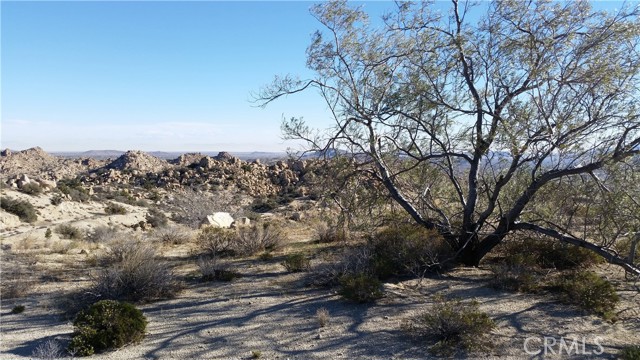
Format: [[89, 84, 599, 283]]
[[1, 147, 638, 359]]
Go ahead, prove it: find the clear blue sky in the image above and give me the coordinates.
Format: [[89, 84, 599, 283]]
[[1, 1, 623, 152], [1, 1, 390, 152]]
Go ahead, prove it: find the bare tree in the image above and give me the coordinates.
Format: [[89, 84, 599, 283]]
[[258, 0, 640, 274]]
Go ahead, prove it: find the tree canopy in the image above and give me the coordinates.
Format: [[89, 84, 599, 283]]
[[258, 0, 640, 275]]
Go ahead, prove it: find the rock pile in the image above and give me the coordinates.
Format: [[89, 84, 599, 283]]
[[105, 150, 169, 173]]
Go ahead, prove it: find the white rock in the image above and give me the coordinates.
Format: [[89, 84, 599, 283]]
[[0, 211, 22, 228], [202, 212, 234, 228]]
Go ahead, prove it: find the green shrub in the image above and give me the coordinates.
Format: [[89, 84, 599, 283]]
[[11, 305, 25, 314], [550, 271, 619, 320], [1, 197, 37, 223], [44, 228, 52, 239], [145, 208, 168, 228], [282, 253, 310, 272], [619, 345, 640, 360], [368, 224, 454, 279], [489, 256, 541, 293], [92, 241, 182, 302], [338, 273, 383, 303], [57, 179, 90, 202], [56, 224, 84, 240], [251, 197, 278, 213], [104, 202, 127, 215], [68, 300, 147, 356], [504, 237, 603, 270], [20, 182, 42, 195], [50, 193, 64, 205], [404, 295, 496, 356]]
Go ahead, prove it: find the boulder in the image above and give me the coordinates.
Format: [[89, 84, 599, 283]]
[[202, 212, 234, 228], [0, 211, 22, 229]]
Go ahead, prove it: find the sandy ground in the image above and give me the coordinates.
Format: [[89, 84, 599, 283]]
[[1, 190, 639, 359]]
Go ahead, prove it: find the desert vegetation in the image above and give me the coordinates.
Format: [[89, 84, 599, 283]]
[[1, 1, 639, 359]]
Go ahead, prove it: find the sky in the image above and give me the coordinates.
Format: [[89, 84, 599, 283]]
[[1, 1, 389, 152], [1, 1, 625, 153]]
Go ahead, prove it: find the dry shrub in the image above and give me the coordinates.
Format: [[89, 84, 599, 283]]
[[56, 224, 85, 240], [92, 241, 182, 302], [197, 222, 285, 257], [316, 307, 330, 327], [234, 222, 284, 256], [315, 221, 348, 243], [404, 295, 496, 356], [154, 225, 192, 245], [281, 253, 310, 272], [32, 339, 64, 360], [197, 256, 240, 282], [197, 227, 236, 257], [104, 202, 127, 215], [86, 225, 121, 243], [1, 265, 34, 299]]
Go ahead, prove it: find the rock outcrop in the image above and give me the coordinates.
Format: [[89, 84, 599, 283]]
[[105, 150, 169, 173]]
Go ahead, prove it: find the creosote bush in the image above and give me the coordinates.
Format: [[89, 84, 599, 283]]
[[92, 241, 182, 302], [338, 273, 383, 303], [282, 253, 310, 272], [550, 270, 619, 320], [1, 197, 37, 223], [68, 300, 147, 356], [404, 295, 495, 356], [50, 193, 64, 206]]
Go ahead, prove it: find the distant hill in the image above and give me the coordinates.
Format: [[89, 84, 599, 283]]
[[54, 150, 287, 161]]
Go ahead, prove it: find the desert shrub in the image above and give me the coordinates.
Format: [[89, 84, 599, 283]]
[[146, 208, 168, 228], [92, 241, 182, 302], [68, 300, 147, 356], [197, 227, 236, 256], [503, 236, 603, 270], [489, 262, 540, 293], [620, 346, 640, 360], [57, 179, 90, 202], [234, 222, 284, 256], [44, 228, 52, 239], [105, 202, 127, 215], [368, 224, 454, 279], [316, 307, 329, 327], [50, 193, 64, 205], [338, 273, 383, 303], [251, 197, 278, 213], [32, 339, 64, 360], [550, 271, 619, 320], [197, 256, 240, 282], [154, 225, 192, 245], [282, 253, 311, 272], [11, 305, 25, 314], [20, 182, 42, 195], [404, 296, 495, 356], [56, 224, 84, 240], [315, 221, 349, 243], [86, 226, 121, 243], [169, 190, 239, 228], [1, 197, 37, 223]]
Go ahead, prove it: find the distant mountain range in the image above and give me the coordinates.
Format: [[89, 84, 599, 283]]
[[52, 150, 287, 161]]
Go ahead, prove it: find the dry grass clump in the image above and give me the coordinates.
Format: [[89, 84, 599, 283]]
[[92, 240, 182, 302], [316, 307, 330, 327], [314, 221, 349, 243], [404, 295, 496, 356], [281, 253, 311, 272]]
